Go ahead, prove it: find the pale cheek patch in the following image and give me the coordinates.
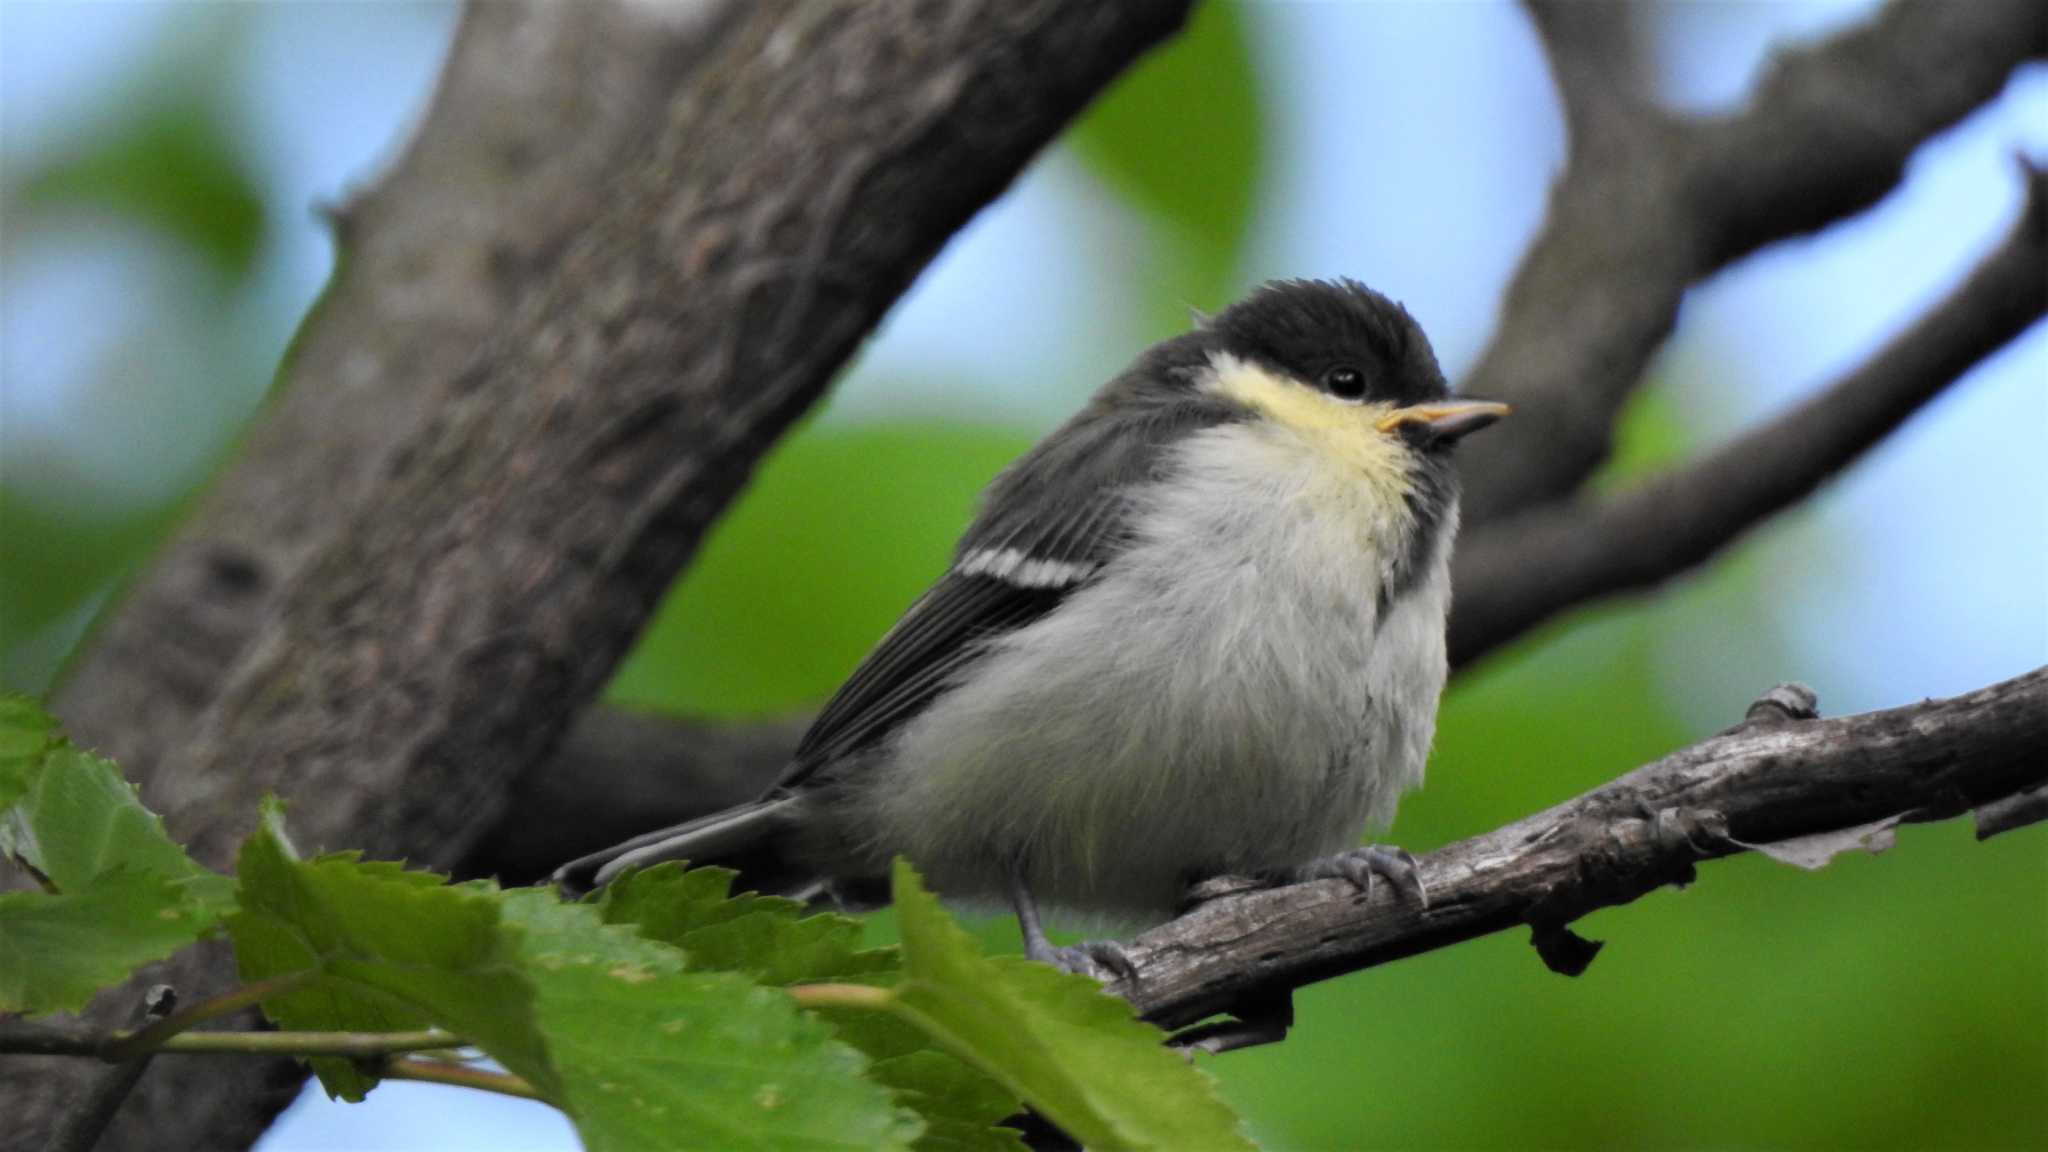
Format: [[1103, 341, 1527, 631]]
[[957, 548, 1097, 589], [1203, 353, 1416, 504]]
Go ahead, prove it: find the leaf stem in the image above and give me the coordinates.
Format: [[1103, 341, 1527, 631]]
[[106, 971, 316, 1060], [382, 1057, 544, 1101], [786, 982, 896, 1011], [162, 1030, 462, 1057]]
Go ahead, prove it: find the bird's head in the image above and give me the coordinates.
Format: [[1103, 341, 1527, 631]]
[[1199, 278, 1509, 456]]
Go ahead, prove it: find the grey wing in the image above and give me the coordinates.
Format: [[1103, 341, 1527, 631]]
[[779, 383, 1240, 790], [781, 572, 1072, 786]]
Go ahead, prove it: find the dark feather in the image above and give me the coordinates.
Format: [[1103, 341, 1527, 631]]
[[779, 374, 1247, 789]]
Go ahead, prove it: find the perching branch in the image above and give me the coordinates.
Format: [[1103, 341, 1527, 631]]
[[1102, 667, 2048, 1033], [1459, 0, 2043, 525], [1449, 161, 2048, 668]]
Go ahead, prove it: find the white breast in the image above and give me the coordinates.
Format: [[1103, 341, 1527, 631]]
[[859, 420, 1453, 919]]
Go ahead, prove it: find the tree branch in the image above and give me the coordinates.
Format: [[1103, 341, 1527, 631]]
[[142, 0, 1191, 874], [1106, 667, 2048, 1033], [1458, 0, 2042, 525], [45, 987, 175, 1152], [9, 5, 1192, 1151], [8, 7, 740, 1149], [1449, 161, 2048, 669]]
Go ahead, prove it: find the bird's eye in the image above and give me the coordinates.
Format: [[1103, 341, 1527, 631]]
[[1322, 365, 1367, 401]]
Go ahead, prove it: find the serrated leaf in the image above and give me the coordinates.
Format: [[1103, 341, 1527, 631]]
[[0, 869, 217, 1014], [228, 806, 555, 1103], [601, 863, 895, 984], [870, 1051, 1030, 1152], [500, 890, 920, 1152], [890, 861, 1254, 1152], [0, 696, 230, 1014], [0, 695, 59, 813], [0, 696, 225, 902], [20, 747, 229, 905]]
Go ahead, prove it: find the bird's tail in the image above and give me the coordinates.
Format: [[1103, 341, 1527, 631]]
[[552, 794, 818, 901]]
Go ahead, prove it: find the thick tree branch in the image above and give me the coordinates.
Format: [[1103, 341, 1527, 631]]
[[1459, 0, 2042, 524], [11, 5, 1192, 1151], [1449, 162, 2048, 668], [48, 0, 733, 785], [144, 0, 1191, 874], [9, 7, 738, 1150], [1105, 667, 2048, 1033]]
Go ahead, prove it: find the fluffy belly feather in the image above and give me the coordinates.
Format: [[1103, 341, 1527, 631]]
[[852, 424, 1451, 918]]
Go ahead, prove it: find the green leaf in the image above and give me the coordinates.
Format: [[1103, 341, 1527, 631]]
[[500, 890, 920, 1152], [0, 869, 218, 1014], [601, 863, 894, 984], [0, 695, 225, 901], [13, 746, 229, 906], [869, 1050, 1031, 1152], [0, 694, 59, 813], [1067, 0, 1264, 302], [0, 696, 231, 1014], [227, 802, 555, 1103], [889, 861, 1254, 1152]]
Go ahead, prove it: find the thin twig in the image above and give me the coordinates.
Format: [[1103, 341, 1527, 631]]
[[46, 985, 176, 1152], [159, 1031, 463, 1058], [0, 1023, 463, 1061], [105, 972, 315, 1061], [1976, 784, 2048, 841], [786, 983, 895, 1012], [381, 1058, 544, 1102]]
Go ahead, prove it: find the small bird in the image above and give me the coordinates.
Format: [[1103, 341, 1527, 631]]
[[559, 279, 1505, 977]]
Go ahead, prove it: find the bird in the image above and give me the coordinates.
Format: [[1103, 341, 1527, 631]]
[[557, 278, 1506, 979]]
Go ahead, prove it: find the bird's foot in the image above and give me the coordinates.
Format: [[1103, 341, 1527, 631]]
[[1026, 937, 1137, 983], [1295, 844, 1428, 907]]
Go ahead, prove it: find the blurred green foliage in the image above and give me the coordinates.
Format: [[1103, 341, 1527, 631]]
[[4, 2, 2041, 1149], [13, 92, 266, 283], [609, 425, 1032, 718], [1069, 0, 1264, 328], [2, 26, 264, 691]]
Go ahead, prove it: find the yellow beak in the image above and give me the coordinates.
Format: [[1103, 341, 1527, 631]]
[[1375, 399, 1512, 442]]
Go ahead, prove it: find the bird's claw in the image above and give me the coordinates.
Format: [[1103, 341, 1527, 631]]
[[1028, 938, 1137, 983], [1297, 844, 1429, 907]]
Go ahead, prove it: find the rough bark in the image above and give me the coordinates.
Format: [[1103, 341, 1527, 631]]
[[1107, 667, 2048, 1033], [12, 6, 737, 1148], [1457, 0, 2044, 524], [48, 0, 732, 785], [10, 2, 1193, 1149]]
